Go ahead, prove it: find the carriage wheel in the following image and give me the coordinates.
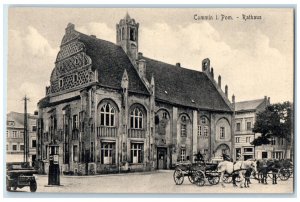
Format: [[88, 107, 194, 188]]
[[173, 169, 184, 185], [30, 181, 37, 192], [235, 175, 241, 183], [279, 168, 290, 181], [194, 171, 205, 187], [208, 175, 220, 185], [223, 174, 232, 184]]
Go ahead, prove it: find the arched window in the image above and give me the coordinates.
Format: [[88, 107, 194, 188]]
[[180, 115, 187, 137], [100, 103, 115, 127], [130, 108, 143, 129]]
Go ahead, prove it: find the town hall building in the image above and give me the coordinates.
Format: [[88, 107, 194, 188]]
[[37, 14, 235, 174]]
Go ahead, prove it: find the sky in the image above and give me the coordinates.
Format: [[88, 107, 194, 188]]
[[7, 7, 294, 114]]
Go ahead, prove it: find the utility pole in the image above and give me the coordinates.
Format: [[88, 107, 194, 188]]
[[23, 95, 30, 163]]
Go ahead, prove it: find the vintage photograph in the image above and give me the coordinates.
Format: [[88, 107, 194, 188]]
[[5, 7, 294, 194]]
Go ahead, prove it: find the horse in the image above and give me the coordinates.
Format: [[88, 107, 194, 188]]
[[217, 159, 257, 188]]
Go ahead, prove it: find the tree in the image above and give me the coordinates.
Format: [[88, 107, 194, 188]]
[[251, 101, 293, 158]]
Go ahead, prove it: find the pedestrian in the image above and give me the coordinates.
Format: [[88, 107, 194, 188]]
[[272, 169, 278, 184], [261, 159, 268, 184], [244, 168, 252, 188]]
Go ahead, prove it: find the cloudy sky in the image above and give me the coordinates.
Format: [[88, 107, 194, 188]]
[[7, 7, 294, 114]]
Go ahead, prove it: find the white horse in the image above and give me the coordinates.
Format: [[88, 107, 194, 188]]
[[218, 160, 257, 188]]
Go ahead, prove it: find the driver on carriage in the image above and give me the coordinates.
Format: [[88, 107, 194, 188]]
[[194, 151, 205, 162], [222, 153, 232, 162]]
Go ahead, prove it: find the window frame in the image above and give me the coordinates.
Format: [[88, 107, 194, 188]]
[[180, 148, 186, 162], [130, 108, 144, 129], [100, 103, 116, 127], [130, 143, 144, 164], [220, 127, 225, 139]]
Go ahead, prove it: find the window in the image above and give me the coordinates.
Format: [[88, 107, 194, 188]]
[[246, 122, 252, 131], [244, 148, 253, 153], [131, 143, 143, 163], [180, 148, 186, 162], [130, 28, 135, 41], [6, 131, 8, 138], [246, 137, 251, 143], [6, 145, 8, 151], [32, 140, 36, 148], [220, 127, 225, 139], [73, 115, 78, 129], [121, 27, 126, 40], [236, 123, 241, 131], [180, 115, 187, 137], [163, 112, 168, 119], [59, 79, 63, 88], [73, 145, 78, 162], [201, 117, 206, 124], [12, 131, 17, 138], [7, 121, 15, 126], [74, 74, 78, 82], [100, 103, 115, 127], [273, 151, 283, 160], [197, 125, 202, 136], [235, 137, 240, 143], [130, 108, 143, 129], [12, 144, 17, 151], [262, 152, 268, 159], [101, 142, 115, 164], [270, 137, 276, 145], [203, 126, 209, 137], [181, 124, 187, 137], [32, 126, 37, 132], [20, 145, 24, 151], [20, 131, 24, 138]]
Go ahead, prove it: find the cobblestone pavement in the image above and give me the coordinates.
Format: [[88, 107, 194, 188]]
[[7, 170, 294, 194]]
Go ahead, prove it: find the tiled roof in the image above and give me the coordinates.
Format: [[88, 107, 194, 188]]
[[235, 99, 265, 112], [78, 33, 150, 95], [143, 57, 232, 111]]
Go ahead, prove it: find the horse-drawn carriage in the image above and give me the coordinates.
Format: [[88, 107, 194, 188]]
[[173, 154, 258, 187], [256, 159, 293, 182], [173, 153, 220, 186]]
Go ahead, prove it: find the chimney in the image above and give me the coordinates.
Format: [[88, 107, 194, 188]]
[[138, 59, 146, 78], [176, 63, 181, 67], [218, 75, 221, 88], [90, 35, 96, 38], [202, 58, 210, 72], [268, 97, 270, 105], [225, 85, 228, 98], [232, 94, 235, 103], [210, 67, 214, 78], [138, 52, 143, 59]]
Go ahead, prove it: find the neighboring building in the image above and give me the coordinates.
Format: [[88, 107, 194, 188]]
[[37, 14, 235, 174], [234, 96, 291, 160], [6, 111, 38, 165]]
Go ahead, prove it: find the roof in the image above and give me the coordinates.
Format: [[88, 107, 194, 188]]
[[143, 57, 232, 111], [7, 112, 38, 129], [77, 32, 232, 112], [41, 29, 232, 112], [235, 99, 265, 112], [77, 33, 150, 95]]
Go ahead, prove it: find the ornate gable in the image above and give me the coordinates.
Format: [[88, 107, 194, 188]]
[[47, 23, 94, 95]]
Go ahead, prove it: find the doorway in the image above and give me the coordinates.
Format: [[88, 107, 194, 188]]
[[157, 147, 167, 169]]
